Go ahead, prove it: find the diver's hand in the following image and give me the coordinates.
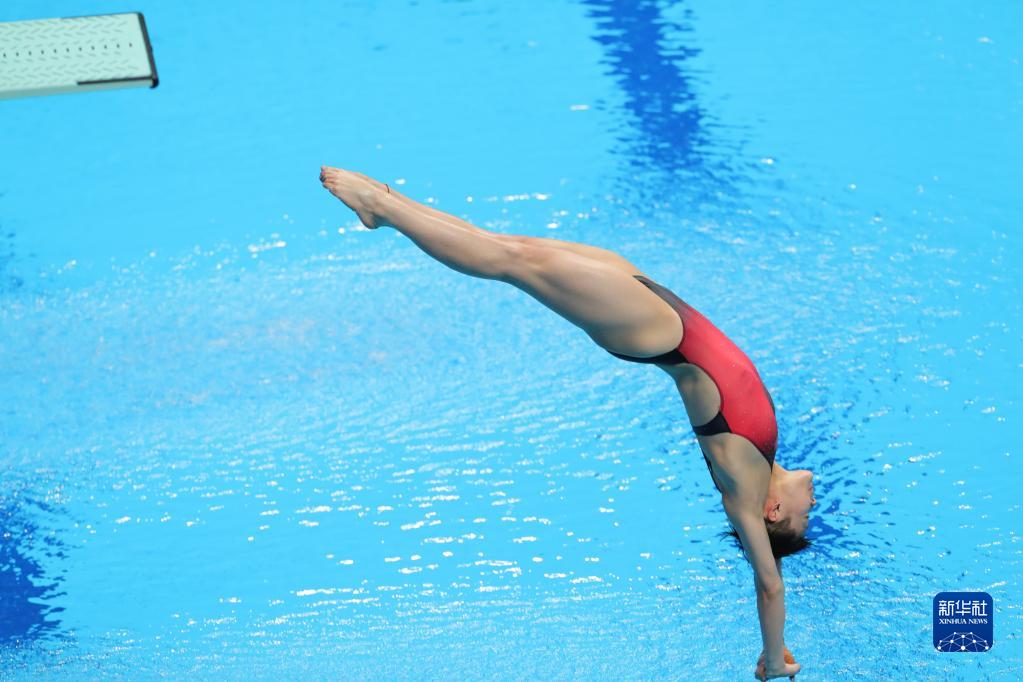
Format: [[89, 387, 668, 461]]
[[756, 646, 794, 669], [755, 646, 799, 680]]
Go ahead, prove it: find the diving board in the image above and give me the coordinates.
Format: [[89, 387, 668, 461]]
[[0, 12, 157, 100]]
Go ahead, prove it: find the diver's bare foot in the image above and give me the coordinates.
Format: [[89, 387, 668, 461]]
[[319, 165, 393, 229]]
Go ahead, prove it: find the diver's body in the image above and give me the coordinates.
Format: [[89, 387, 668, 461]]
[[320, 166, 813, 681]]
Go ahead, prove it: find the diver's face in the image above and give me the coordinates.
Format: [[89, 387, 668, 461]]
[[782, 469, 816, 534]]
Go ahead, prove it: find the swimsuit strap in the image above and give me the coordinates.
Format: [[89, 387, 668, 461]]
[[607, 347, 686, 365], [692, 411, 729, 437]]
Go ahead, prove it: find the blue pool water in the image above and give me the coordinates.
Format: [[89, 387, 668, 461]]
[[2, 1, 1021, 679]]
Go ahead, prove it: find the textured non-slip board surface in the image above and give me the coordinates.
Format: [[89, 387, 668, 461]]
[[0, 12, 157, 100]]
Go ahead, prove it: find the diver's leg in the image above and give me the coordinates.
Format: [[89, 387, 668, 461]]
[[496, 240, 682, 355], [521, 236, 646, 276], [320, 166, 645, 274], [320, 166, 681, 356], [358, 177, 647, 275]]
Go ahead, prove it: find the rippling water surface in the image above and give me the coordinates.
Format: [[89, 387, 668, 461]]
[[2, 1, 1021, 679]]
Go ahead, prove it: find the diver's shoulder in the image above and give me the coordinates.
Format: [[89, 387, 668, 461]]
[[701, 433, 772, 490]]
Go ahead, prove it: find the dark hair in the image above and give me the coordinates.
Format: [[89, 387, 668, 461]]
[[722, 517, 812, 560]]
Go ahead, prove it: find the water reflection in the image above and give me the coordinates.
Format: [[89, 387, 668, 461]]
[[0, 218, 24, 294], [0, 491, 67, 646], [581, 0, 744, 188]]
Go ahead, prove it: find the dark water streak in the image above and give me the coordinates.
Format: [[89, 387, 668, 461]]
[[0, 487, 68, 649], [580, 0, 752, 200]]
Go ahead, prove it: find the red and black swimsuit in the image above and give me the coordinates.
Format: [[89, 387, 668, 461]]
[[608, 275, 778, 478]]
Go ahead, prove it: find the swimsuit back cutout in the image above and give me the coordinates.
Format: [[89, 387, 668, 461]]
[[608, 275, 778, 468]]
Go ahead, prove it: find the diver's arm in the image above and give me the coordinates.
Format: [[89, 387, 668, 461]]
[[724, 501, 799, 679]]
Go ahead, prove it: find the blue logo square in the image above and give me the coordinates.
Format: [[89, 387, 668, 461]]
[[933, 592, 993, 652]]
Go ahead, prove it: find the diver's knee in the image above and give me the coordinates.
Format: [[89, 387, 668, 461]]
[[494, 235, 549, 283]]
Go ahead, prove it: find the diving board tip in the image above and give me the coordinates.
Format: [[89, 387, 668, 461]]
[[0, 12, 158, 100]]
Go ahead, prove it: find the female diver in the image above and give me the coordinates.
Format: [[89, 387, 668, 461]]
[[320, 166, 815, 681]]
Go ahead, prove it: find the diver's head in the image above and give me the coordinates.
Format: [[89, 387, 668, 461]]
[[766, 465, 816, 533], [723, 464, 816, 559]]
